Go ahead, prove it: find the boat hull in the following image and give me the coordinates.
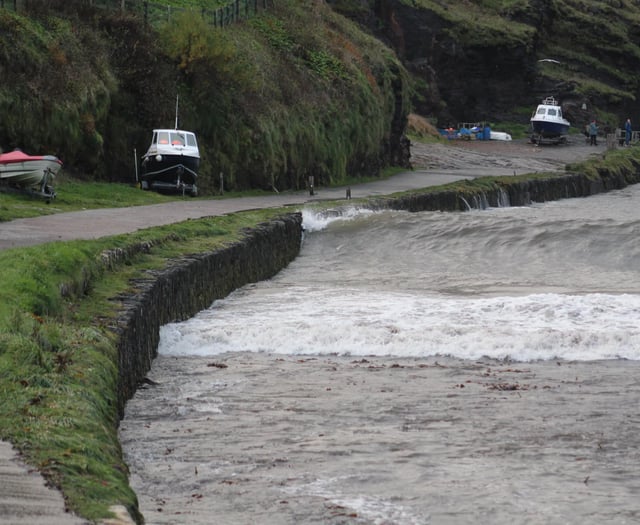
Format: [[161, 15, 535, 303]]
[[530, 119, 570, 138], [490, 131, 512, 141], [140, 154, 200, 195], [0, 152, 61, 198]]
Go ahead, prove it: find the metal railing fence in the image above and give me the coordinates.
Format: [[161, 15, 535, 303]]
[[0, 0, 270, 28]]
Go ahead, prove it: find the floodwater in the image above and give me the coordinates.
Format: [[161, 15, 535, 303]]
[[120, 185, 640, 524]]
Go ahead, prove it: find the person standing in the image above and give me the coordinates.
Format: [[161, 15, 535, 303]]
[[589, 120, 599, 146], [625, 118, 632, 146]]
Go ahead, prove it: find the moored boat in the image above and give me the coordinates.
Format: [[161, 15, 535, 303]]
[[490, 131, 512, 141], [530, 96, 571, 143], [0, 149, 61, 199], [139, 128, 200, 196]]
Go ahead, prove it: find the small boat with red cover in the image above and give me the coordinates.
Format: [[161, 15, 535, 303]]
[[0, 149, 61, 199]]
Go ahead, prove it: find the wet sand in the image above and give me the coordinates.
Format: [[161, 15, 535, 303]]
[[120, 353, 640, 524]]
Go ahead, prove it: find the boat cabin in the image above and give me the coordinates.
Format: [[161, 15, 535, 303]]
[[534, 97, 565, 119], [149, 129, 198, 150]]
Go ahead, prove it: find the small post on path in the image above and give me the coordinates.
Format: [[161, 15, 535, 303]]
[[219, 172, 224, 195], [309, 175, 314, 196], [133, 148, 139, 185]]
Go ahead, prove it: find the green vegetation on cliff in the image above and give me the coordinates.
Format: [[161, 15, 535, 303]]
[[408, 0, 535, 46], [4, 0, 640, 193], [163, 2, 410, 192], [1, 1, 411, 194]]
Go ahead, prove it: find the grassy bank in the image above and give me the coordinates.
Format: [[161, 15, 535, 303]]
[[0, 176, 286, 222]]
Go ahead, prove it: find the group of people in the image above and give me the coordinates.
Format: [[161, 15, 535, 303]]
[[585, 118, 633, 146]]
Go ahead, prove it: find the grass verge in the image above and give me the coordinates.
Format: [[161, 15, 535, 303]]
[[0, 175, 290, 222]]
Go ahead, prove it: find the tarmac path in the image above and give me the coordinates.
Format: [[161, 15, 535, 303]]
[[0, 138, 606, 524], [0, 171, 467, 250], [0, 138, 602, 251]]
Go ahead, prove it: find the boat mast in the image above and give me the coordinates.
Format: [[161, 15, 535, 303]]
[[175, 95, 179, 129]]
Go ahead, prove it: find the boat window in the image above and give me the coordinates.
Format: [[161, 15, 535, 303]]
[[158, 131, 170, 144], [186, 134, 197, 147], [537, 108, 546, 115], [548, 108, 557, 116], [170, 132, 185, 146], [151, 132, 158, 145], [558, 109, 563, 118]]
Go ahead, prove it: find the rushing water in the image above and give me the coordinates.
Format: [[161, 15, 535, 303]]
[[120, 186, 640, 524]]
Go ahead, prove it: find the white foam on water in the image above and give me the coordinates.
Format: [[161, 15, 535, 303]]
[[160, 191, 640, 363], [301, 206, 376, 232], [158, 288, 640, 362], [282, 476, 428, 525]]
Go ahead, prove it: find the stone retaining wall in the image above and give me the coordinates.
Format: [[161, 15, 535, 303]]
[[370, 164, 640, 212], [112, 213, 303, 416]]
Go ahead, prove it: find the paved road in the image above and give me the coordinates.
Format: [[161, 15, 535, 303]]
[[1, 137, 604, 251], [0, 139, 605, 524], [0, 170, 478, 250]]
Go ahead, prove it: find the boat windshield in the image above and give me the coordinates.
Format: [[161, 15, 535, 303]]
[[185, 133, 197, 148], [547, 108, 557, 116], [152, 130, 197, 149], [170, 132, 185, 146], [537, 107, 546, 115]]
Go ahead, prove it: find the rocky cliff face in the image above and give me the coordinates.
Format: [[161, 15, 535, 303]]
[[394, 7, 535, 125], [333, 0, 538, 123], [330, 0, 640, 129]]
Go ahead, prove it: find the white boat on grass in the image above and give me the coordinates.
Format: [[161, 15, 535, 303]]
[[0, 149, 61, 199]]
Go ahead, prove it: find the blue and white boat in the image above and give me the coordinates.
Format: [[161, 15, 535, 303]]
[[530, 96, 570, 143]]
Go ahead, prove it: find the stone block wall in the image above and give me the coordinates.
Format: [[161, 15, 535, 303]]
[[370, 165, 640, 212], [112, 213, 303, 416]]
